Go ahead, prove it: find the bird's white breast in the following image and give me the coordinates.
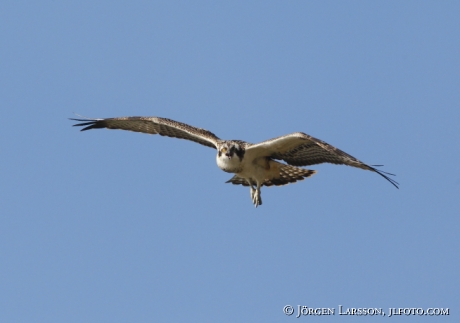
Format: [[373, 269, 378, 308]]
[[216, 154, 243, 173]]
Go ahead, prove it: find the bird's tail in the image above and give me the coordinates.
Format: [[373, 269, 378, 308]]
[[226, 163, 316, 187]]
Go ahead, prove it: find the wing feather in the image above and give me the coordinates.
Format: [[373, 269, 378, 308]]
[[226, 164, 316, 187], [71, 116, 220, 149], [246, 132, 399, 188]]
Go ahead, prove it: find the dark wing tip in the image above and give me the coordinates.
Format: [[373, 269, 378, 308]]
[[369, 165, 399, 189], [69, 118, 104, 131]]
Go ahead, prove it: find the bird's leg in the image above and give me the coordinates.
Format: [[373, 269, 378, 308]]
[[252, 182, 262, 207], [247, 179, 256, 200]]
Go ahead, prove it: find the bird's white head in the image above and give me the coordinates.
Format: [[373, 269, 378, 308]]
[[216, 141, 245, 173]]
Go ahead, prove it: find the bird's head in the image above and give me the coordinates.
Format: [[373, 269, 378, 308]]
[[218, 142, 243, 160], [216, 141, 245, 173]]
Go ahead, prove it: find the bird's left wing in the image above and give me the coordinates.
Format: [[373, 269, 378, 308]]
[[71, 116, 220, 149], [245, 132, 398, 188]]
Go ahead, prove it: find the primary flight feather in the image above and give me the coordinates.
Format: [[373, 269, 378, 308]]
[[71, 115, 398, 207]]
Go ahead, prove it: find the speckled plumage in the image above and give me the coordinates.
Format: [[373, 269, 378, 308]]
[[72, 116, 220, 149], [71, 115, 398, 207]]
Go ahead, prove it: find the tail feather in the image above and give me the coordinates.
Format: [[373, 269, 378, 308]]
[[264, 164, 316, 187], [225, 175, 250, 186], [226, 164, 316, 187]]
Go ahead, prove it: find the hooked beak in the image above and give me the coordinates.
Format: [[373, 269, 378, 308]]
[[225, 152, 232, 159]]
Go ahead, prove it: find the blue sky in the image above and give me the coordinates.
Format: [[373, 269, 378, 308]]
[[1, 1, 459, 322]]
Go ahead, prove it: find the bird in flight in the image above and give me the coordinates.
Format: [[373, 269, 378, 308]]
[[71, 115, 398, 207]]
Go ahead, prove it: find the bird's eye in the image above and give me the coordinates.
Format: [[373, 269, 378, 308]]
[[221, 147, 227, 153]]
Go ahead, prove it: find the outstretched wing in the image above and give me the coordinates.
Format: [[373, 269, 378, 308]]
[[71, 116, 220, 149], [245, 132, 399, 188]]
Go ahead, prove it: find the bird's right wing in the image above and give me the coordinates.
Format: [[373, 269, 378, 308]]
[[71, 116, 220, 149]]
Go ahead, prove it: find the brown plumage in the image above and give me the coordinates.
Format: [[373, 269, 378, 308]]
[[71, 115, 398, 207], [71, 116, 220, 149], [226, 163, 316, 187]]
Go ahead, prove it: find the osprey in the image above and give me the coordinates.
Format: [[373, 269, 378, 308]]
[[71, 116, 398, 207]]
